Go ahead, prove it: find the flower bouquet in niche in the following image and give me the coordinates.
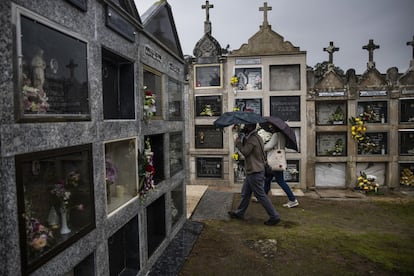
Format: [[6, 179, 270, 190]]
[[105, 157, 118, 203], [143, 86, 156, 122], [50, 173, 84, 235], [23, 200, 55, 258], [138, 138, 156, 201]]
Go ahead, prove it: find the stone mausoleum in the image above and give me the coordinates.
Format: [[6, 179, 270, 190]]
[[0, 0, 187, 275], [187, 1, 414, 192]]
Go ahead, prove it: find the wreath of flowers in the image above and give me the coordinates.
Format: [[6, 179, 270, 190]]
[[143, 86, 156, 122], [349, 110, 378, 154], [356, 171, 379, 193]]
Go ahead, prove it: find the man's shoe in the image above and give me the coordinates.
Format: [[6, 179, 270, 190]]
[[251, 196, 259, 202], [283, 200, 299, 208], [228, 211, 244, 220], [264, 218, 280, 226]]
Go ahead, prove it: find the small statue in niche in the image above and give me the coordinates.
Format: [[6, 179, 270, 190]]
[[198, 131, 205, 144], [31, 48, 46, 89]]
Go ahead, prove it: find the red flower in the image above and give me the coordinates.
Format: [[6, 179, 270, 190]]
[[145, 164, 155, 173], [145, 91, 153, 96]]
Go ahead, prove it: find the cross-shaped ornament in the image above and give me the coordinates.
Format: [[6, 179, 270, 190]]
[[323, 41, 339, 64], [202, 1, 214, 22], [407, 36, 414, 60], [259, 2, 272, 27], [363, 39, 379, 63]]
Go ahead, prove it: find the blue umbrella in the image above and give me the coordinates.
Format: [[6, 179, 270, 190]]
[[213, 111, 266, 128]]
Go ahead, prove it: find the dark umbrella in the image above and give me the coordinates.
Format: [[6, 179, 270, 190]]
[[259, 116, 298, 151], [213, 111, 267, 128]]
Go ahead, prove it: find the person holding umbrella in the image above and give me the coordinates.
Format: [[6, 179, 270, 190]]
[[263, 128, 299, 208], [228, 123, 281, 226]]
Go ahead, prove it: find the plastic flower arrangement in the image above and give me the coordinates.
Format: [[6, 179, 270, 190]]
[[230, 75, 239, 87], [138, 138, 156, 201], [232, 152, 239, 161], [200, 104, 214, 116], [143, 86, 156, 122], [327, 106, 344, 124], [356, 171, 379, 193], [50, 180, 84, 211], [24, 215, 54, 253], [326, 138, 344, 155], [22, 85, 49, 113], [349, 111, 378, 154]]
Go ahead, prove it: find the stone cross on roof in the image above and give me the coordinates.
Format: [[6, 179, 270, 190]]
[[407, 36, 414, 59], [363, 39, 379, 68], [202, 1, 213, 22], [323, 41, 339, 64], [259, 2, 272, 27]]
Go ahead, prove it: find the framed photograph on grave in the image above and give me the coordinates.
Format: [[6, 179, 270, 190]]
[[15, 144, 95, 274], [14, 10, 90, 121], [399, 99, 414, 123], [169, 132, 184, 175], [195, 95, 222, 117], [316, 132, 347, 156], [233, 67, 262, 90], [358, 132, 387, 155], [270, 96, 300, 121], [144, 67, 163, 119], [269, 64, 300, 91], [357, 101, 387, 123], [195, 126, 223, 149], [399, 131, 414, 155], [104, 138, 138, 213], [235, 99, 262, 115], [108, 216, 140, 276], [196, 157, 223, 178], [102, 48, 135, 120], [194, 64, 222, 88], [400, 163, 414, 186], [167, 77, 183, 120], [316, 101, 347, 125], [283, 160, 300, 182]]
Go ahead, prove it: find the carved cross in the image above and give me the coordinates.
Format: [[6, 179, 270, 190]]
[[202, 1, 214, 22], [259, 2, 272, 27], [323, 41, 339, 64], [407, 36, 414, 59], [66, 59, 78, 78], [363, 39, 380, 63]]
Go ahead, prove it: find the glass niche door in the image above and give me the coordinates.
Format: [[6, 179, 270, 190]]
[[105, 138, 138, 213]]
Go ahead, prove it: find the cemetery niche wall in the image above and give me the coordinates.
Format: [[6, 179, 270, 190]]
[[16, 11, 89, 121], [1, 1, 187, 275]]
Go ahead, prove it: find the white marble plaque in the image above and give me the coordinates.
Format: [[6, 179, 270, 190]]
[[315, 163, 346, 187]]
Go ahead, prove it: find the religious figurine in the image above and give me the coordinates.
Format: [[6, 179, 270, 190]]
[[31, 48, 46, 89]]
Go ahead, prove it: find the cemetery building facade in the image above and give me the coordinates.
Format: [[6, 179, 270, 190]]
[[0, 0, 187, 275], [187, 2, 414, 191]]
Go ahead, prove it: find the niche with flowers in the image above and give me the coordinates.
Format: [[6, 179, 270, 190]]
[[104, 138, 137, 213], [143, 67, 162, 120], [15, 144, 95, 274], [233, 67, 262, 91], [15, 11, 90, 121]]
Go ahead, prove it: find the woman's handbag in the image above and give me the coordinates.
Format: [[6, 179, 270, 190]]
[[267, 137, 287, 171]]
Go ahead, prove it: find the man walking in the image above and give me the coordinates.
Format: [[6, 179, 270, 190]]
[[228, 124, 281, 226]]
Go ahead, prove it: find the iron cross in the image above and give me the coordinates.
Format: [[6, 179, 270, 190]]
[[202, 1, 214, 22]]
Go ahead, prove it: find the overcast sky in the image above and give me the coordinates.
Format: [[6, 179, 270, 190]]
[[135, 0, 414, 74]]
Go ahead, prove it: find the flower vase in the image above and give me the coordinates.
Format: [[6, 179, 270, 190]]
[[60, 207, 71, 235]]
